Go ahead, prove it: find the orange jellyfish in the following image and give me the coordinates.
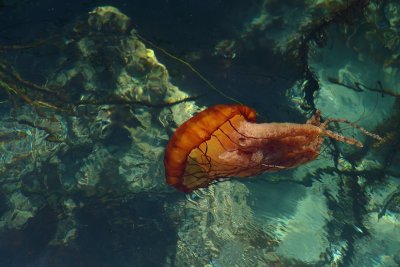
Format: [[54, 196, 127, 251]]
[[164, 104, 381, 192]]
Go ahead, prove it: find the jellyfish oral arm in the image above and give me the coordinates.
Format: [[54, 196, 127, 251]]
[[235, 121, 323, 142], [215, 121, 324, 173]]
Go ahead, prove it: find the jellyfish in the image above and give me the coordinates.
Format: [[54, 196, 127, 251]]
[[164, 104, 381, 192]]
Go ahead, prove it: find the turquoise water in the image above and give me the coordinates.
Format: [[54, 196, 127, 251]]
[[0, 1, 399, 266]]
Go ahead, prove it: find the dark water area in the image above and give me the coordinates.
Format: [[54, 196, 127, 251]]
[[0, 1, 399, 266], [0, 0, 299, 121]]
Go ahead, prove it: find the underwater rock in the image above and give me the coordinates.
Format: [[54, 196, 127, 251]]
[[87, 6, 131, 33], [350, 210, 400, 267], [0, 3, 195, 245], [0, 192, 44, 230], [48, 5, 178, 105], [308, 24, 398, 138], [49, 198, 79, 246], [174, 182, 281, 266], [0, 106, 64, 192], [345, 176, 400, 266], [176, 182, 251, 265], [211, 0, 356, 58], [174, 176, 342, 266], [275, 189, 329, 264], [36, 6, 193, 195], [384, 2, 400, 29]]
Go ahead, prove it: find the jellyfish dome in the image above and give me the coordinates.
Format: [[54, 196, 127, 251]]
[[164, 105, 256, 192]]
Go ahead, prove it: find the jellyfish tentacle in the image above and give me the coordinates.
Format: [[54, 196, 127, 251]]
[[320, 117, 382, 146], [307, 109, 321, 126], [322, 129, 363, 147], [261, 164, 287, 169]]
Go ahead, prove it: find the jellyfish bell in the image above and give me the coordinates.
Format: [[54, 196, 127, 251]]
[[164, 104, 256, 192], [164, 104, 381, 192]]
